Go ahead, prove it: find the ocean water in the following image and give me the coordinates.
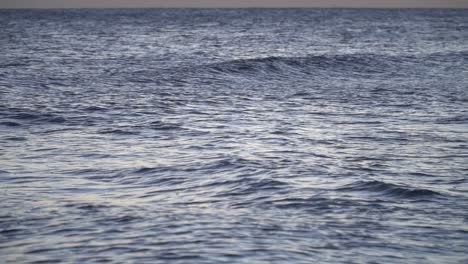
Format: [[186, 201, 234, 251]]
[[1, 8, 468, 263]]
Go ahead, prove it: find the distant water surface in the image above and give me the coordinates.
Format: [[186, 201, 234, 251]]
[[1, 8, 468, 263]]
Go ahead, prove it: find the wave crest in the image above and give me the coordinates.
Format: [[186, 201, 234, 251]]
[[338, 180, 442, 199], [200, 53, 429, 78]]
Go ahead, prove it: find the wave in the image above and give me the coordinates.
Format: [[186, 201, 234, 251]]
[[212, 178, 290, 200], [196, 52, 462, 78], [205, 54, 396, 76], [132, 52, 468, 87], [117, 51, 468, 89], [263, 197, 363, 211], [1, 136, 27, 141], [0, 108, 68, 125], [435, 115, 468, 124], [97, 128, 140, 135], [0, 62, 29, 68], [337, 180, 442, 199], [148, 120, 184, 131], [0, 121, 21, 127]]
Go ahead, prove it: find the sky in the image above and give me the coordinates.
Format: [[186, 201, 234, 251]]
[[1, 0, 468, 8]]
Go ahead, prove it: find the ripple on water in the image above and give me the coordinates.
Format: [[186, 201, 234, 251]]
[[1, 8, 467, 264]]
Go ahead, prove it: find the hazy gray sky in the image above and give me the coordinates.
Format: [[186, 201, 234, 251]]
[[1, 0, 468, 8]]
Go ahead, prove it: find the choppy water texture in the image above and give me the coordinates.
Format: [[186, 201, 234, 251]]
[[1, 8, 468, 263]]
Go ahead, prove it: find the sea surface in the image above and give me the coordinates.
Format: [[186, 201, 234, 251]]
[[1, 8, 468, 263]]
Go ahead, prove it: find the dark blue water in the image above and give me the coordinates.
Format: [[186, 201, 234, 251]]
[[1, 8, 468, 263]]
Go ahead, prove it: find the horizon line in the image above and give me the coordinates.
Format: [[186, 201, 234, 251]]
[[3, 0, 468, 9], [2, 6, 468, 9]]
